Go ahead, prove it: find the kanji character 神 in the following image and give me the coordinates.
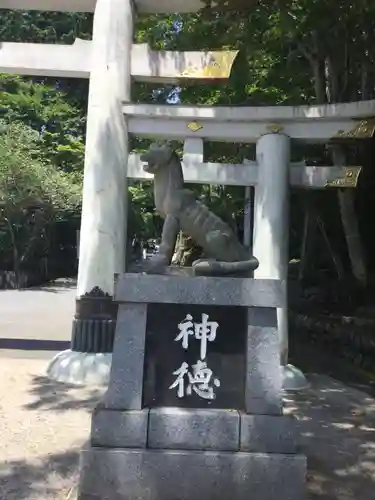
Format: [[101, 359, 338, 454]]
[[175, 313, 219, 360]]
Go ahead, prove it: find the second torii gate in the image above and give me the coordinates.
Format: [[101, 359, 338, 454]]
[[0, 0, 372, 392]]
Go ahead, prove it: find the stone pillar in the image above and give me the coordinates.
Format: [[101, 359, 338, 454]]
[[243, 185, 253, 250], [47, 0, 133, 385], [253, 133, 308, 391]]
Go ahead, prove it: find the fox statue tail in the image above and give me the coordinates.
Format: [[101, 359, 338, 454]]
[[191, 257, 259, 277]]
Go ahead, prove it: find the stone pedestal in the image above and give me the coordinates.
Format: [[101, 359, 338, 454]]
[[77, 273, 306, 499], [79, 448, 305, 500]]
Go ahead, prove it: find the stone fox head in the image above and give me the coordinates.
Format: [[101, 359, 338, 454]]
[[140, 143, 178, 174]]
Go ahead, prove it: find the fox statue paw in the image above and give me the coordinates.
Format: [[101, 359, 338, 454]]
[[144, 254, 169, 274]]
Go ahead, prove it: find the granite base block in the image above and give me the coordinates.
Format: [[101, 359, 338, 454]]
[[240, 414, 296, 453], [245, 308, 283, 415], [78, 448, 306, 500], [148, 407, 240, 451], [91, 409, 149, 448], [104, 303, 147, 410], [115, 273, 285, 308]]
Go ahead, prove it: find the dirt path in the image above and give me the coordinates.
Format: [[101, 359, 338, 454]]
[[0, 359, 104, 500], [287, 374, 375, 499], [1, 358, 375, 500], [0, 280, 374, 500]]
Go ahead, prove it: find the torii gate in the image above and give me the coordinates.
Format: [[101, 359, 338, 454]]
[[0, 0, 373, 391]]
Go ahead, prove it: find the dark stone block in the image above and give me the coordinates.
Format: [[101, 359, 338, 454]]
[[78, 448, 306, 500], [91, 409, 149, 448], [143, 303, 247, 409], [240, 414, 296, 453], [245, 308, 283, 415], [148, 407, 240, 451], [104, 303, 147, 409], [72, 288, 118, 353], [115, 273, 285, 308], [71, 318, 115, 353]]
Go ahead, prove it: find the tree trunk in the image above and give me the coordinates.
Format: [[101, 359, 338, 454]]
[[312, 49, 367, 288], [4, 215, 21, 288], [20, 210, 45, 264], [325, 56, 339, 103], [172, 231, 203, 267], [331, 145, 367, 287], [361, 62, 369, 100], [337, 190, 367, 286], [298, 197, 316, 281], [311, 57, 326, 104]]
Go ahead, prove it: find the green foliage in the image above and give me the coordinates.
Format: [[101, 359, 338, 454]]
[[0, 10, 91, 174], [128, 183, 162, 240], [0, 120, 80, 209], [1, 3, 374, 261], [0, 120, 81, 280], [0, 10, 92, 44], [0, 74, 87, 173]]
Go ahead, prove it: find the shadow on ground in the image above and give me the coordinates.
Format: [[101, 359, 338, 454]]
[[0, 447, 82, 500], [19, 374, 375, 499], [1, 373, 373, 500], [0, 338, 70, 351], [1, 337, 374, 500], [24, 375, 104, 412], [22, 278, 77, 294], [0, 369, 98, 499], [290, 336, 375, 399], [0, 278, 78, 294], [287, 374, 375, 500]]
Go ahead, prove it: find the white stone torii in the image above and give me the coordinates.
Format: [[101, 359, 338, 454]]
[[127, 138, 361, 189], [0, 0, 204, 12], [0, 40, 239, 83], [121, 101, 375, 142], [0, 0, 372, 391]]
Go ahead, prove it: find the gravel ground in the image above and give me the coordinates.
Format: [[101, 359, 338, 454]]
[[1, 281, 375, 500], [287, 374, 375, 500], [0, 358, 104, 500], [1, 360, 375, 500]]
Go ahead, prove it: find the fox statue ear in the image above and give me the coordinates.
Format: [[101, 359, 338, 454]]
[[149, 141, 172, 153], [157, 140, 175, 162], [149, 142, 162, 151]]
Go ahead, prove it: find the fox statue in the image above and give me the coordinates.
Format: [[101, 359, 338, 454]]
[[140, 143, 259, 276]]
